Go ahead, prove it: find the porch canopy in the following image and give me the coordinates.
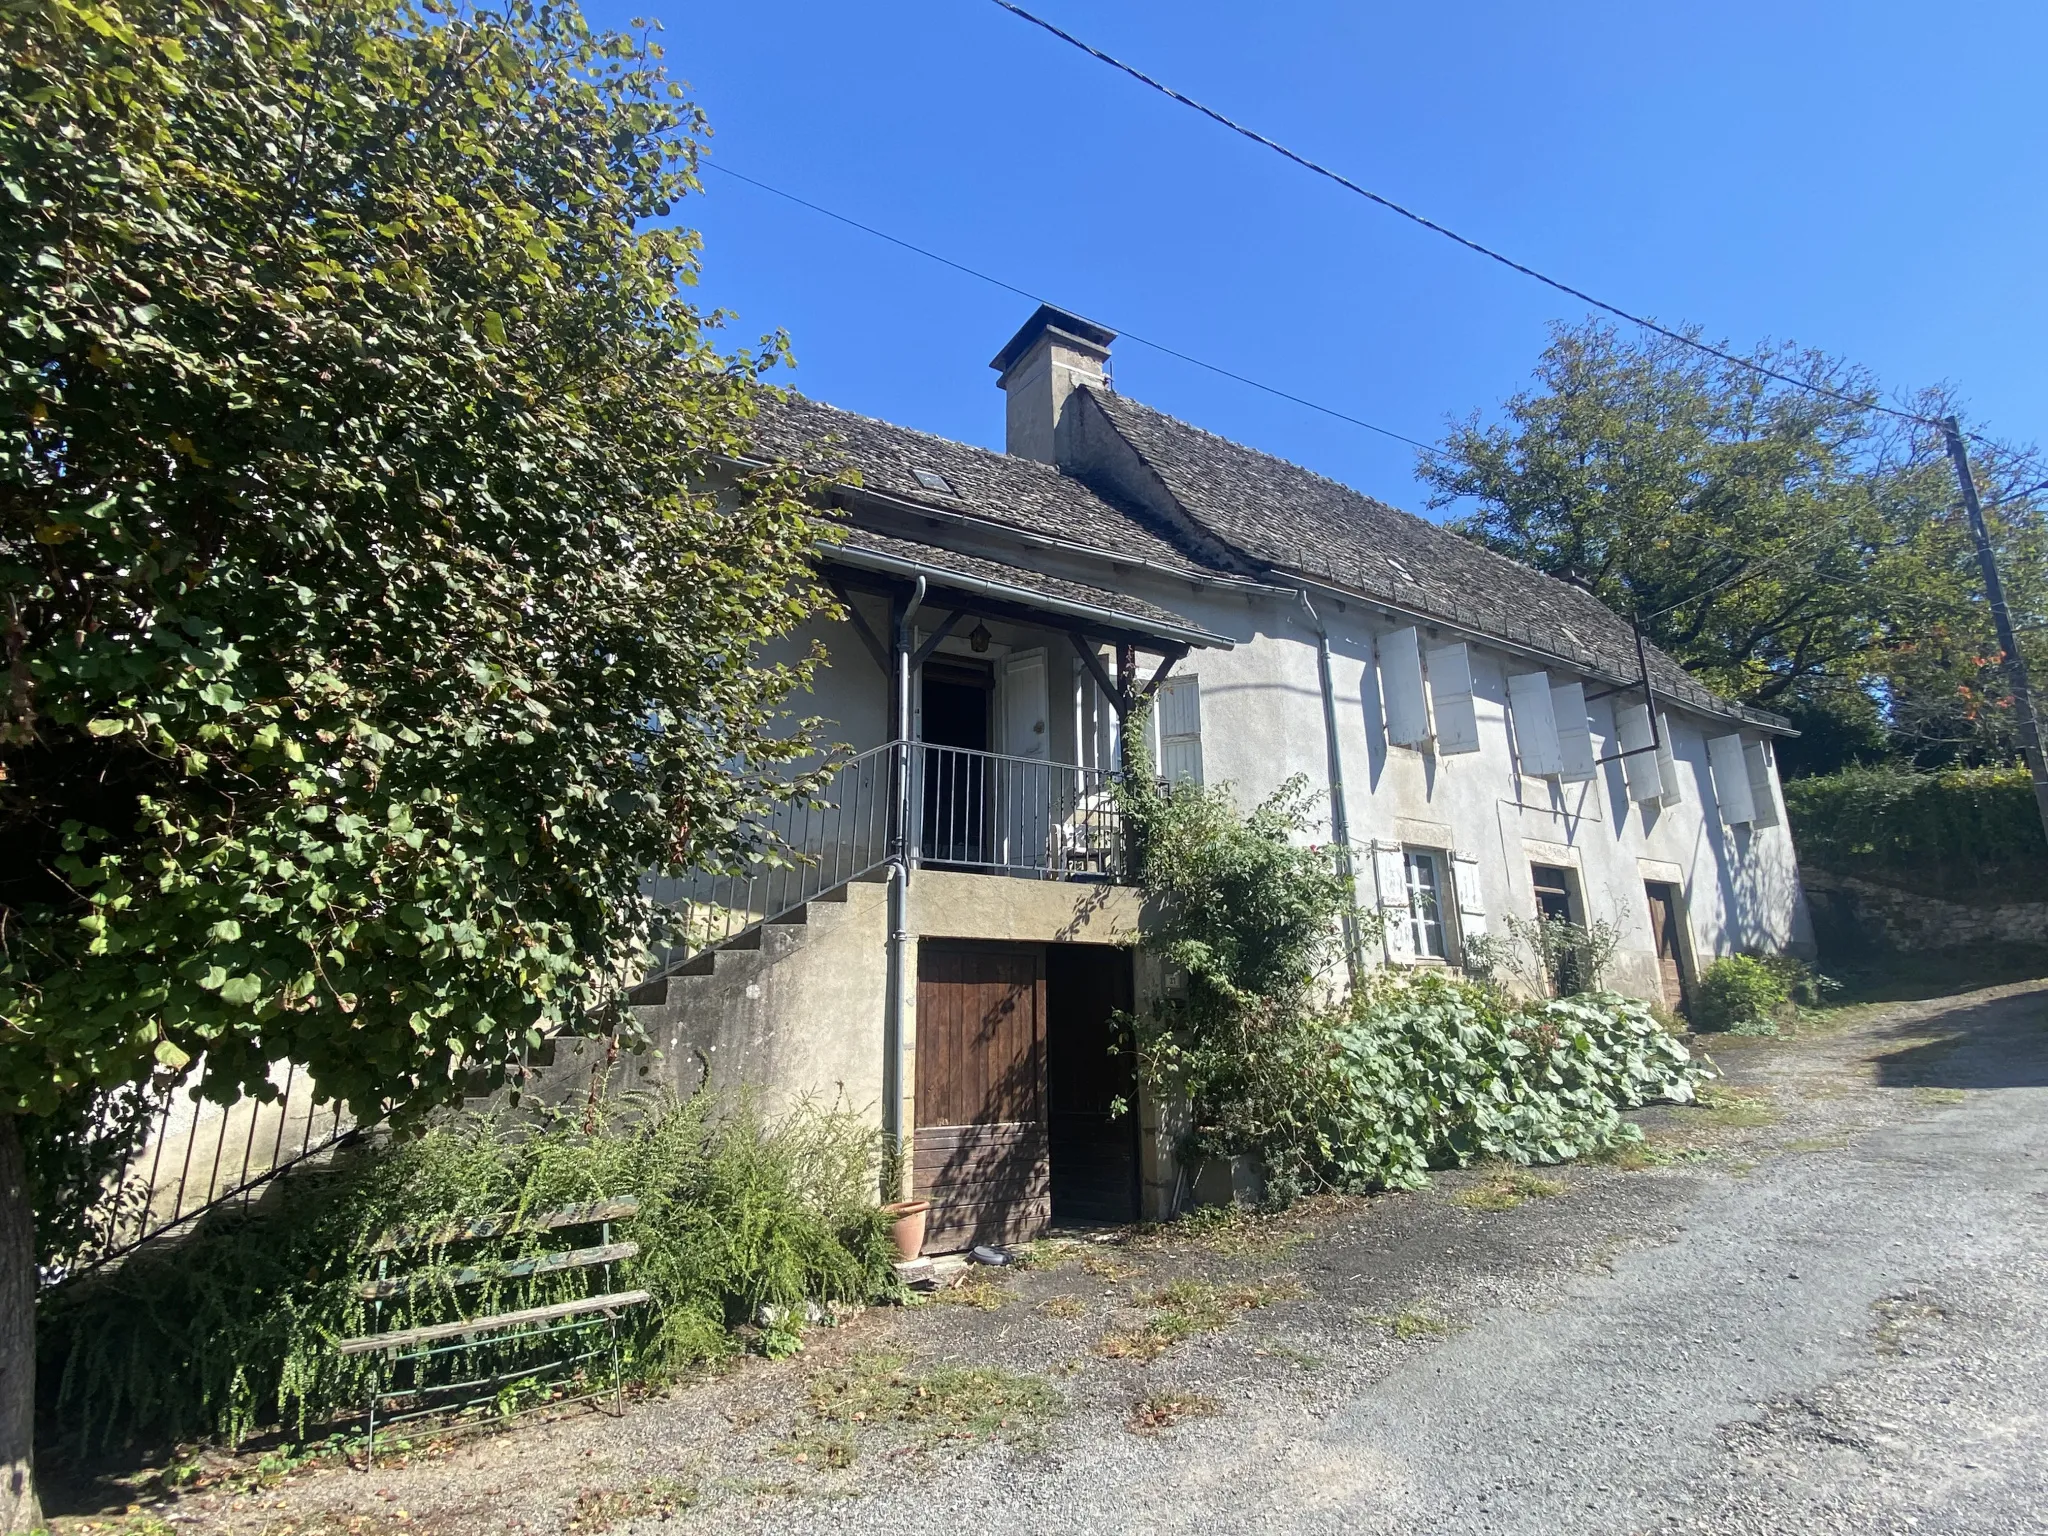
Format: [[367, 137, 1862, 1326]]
[[819, 526, 1234, 722]]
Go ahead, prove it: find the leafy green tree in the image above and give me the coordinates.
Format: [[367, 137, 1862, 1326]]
[[0, 0, 826, 1519], [1421, 322, 2046, 773]]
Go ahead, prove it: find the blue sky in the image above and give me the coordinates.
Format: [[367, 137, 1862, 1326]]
[[589, 0, 2048, 519]]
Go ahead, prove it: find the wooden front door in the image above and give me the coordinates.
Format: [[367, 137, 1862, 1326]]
[[914, 941, 1050, 1251], [1644, 882, 1688, 1012]]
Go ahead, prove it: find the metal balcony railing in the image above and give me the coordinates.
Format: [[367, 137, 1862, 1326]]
[[912, 743, 1125, 882]]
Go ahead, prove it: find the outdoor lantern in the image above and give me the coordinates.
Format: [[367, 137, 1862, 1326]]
[[969, 621, 992, 653]]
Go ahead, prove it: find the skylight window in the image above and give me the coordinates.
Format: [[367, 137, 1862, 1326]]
[[1385, 556, 1417, 584], [912, 468, 958, 496]]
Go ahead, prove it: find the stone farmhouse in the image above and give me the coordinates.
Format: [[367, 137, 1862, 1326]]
[[624, 305, 1813, 1252]]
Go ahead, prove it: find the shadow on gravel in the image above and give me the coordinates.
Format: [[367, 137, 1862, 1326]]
[[1870, 988, 2048, 1092]]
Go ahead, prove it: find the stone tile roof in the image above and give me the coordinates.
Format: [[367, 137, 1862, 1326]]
[[751, 393, 1211, 577], [1082, 388, 1787, 730], [829, 526, 1216, 642]]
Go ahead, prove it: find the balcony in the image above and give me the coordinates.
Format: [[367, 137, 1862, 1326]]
[[642, 741, 1127, 976]]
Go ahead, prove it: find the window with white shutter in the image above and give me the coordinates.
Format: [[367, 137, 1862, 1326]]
[[1426, 643, 1481, 755], [1550, 681, 1597, 783], [1743, 741, 1781, 828], [1450, 851, 1487, 942], [1655, 714, 1685, 806], [1371, 840, 1415, 963], [1379, 628, 1430, 747], [1152, 673, 1203, 785], [1707, 734, 1757, 825], [1615, 702, 1662, 804], [1507, 672, 1563, 777]]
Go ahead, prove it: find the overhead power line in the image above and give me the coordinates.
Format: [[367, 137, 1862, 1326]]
[[986, 0, 1989, 445], [701, 161, 1439, 452]]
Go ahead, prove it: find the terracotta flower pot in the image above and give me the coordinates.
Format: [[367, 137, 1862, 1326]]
[[881, 1199, 931, 1261]]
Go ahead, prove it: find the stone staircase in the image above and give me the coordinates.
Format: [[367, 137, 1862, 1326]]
[[496, 875, 888, 1117]]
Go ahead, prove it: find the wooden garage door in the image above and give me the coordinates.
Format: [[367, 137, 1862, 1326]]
[[914, 941, 1050, 1252]]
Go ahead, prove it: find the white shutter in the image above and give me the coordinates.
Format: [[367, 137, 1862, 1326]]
[[1656, 713, 1685, 807], [1507, 672, 1563, 777], [1372, 840, 1415, 963], [1155, 674, 1203, 785], [1450, 851, 1488, 941], [1744, 741, 1781, 828], [998, 649, 1050, 761], [1551, 681, 1597, 783], [1379, 627, 1430, 747], [1707, 733, 1757, 825], [1426, 642, 1481, 755], [1615, 702, 1662, 804]]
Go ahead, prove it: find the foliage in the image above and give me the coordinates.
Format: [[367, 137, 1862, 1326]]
[[1420, 321, 2047, 770], [1320, 972, 1708, 1190], [1784, 764, 2048, 900], [1, 0, 830, 1134], [1690, 956, 1794, 1033], [38, 1094, 895, 1452], [1117, 770, 1352, 1200], [1501, 913, 1623, 997]]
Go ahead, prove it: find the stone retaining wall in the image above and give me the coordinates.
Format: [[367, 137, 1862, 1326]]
[[1803, 868, 2048, 953]]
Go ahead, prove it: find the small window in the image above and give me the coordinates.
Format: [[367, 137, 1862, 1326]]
[[1530, 863, 1576, 924], [1405, 849, 1449, 960], [911, 468, 957, 496]]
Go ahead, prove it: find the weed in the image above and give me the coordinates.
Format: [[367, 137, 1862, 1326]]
[[771, 1429, 856, 1471], [925, 1268, 1011, 1310], [1362, 1308, 1457, 1341], [807, 1353, 1062, 1448], [1139, 1205, 1310, 1260], [1450, 1171, 1566, 1211], [1690, 1085, 1780, 1130], [1127, 1390, 1222, 1433], [1010, 1238, 1085, 1271], [567, 1476, 697, 1531], [1912, 1086, 1967, 1106], [1254, 1343, 1323, 1371], [1037, 1295, 1089, 1321], [1098, 1277, 1306, 1361], [1080, 1251, 1146, 1284], [1784, 1136, 1852, 1153], [1872, 1295, 1946, 1357]]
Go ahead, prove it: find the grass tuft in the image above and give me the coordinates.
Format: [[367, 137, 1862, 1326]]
[[567, 1476, 698, 1531], [1097, 1277, 1306, 1361], [806, 1353, 1062, 1448], [1450, 1171, 1566, 1211], [1127, 1389, 1221, 1434], [1362, 1308, 1457, 1341]]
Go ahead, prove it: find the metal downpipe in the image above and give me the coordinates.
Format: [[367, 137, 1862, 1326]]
[[1297, 589, 1363, 988], [881, 577, 925, 1197]]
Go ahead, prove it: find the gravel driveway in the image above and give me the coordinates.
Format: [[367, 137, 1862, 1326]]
[[59, 977, 2048, 1536]]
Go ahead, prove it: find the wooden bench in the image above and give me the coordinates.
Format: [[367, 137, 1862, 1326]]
[[336, 1197, 651, 1463]]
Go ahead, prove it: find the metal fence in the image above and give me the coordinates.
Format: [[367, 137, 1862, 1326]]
[[640, 741, 895, 978], [55, 1058, 357, 1283], [913, 744, 1125, 881]]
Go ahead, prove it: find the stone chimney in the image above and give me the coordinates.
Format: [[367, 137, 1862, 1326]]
[[990, 304, 1116, 464]]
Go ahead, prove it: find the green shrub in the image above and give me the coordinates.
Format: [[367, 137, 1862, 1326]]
[[1119, 771, 1354, 1202], [1691, 955, 1792, 1031], [1320, 973, 1708, 1189], [1784, 764, 2047, 899], [38, 1093, 894, 1452]]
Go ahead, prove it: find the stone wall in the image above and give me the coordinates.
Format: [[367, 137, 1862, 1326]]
[[1803, 868, 2048, 954]]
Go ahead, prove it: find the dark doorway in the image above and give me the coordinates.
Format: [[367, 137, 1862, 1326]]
[[913, 940, 1049, 1251], [1045, 945, 1140, 1225], [1530, 864, 1585, 994], [921, 658, 992, 867]]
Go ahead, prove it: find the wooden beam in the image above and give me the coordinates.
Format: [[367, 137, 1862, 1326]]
[[355, 1242, 641, 1300], [910, 609, 969, 669], [1068, 632, 1126, 719], [824, 576, 891, 676], [369, 1197, 640, 1254], [336, 1289, 654, 1355], [1137, 645, 1189, 702]]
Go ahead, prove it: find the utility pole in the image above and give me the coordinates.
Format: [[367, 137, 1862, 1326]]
[[1940, 416, 2048, 848]]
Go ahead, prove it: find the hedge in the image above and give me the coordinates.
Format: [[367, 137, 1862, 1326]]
[[1783, 764, 2047, 900]]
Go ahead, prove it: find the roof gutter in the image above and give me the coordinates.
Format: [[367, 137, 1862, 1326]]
[[822, 542, 1235, 651]]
